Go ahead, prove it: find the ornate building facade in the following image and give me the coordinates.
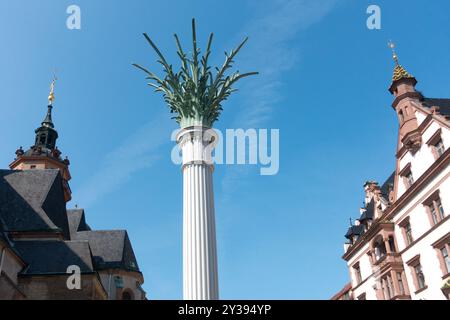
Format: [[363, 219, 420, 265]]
[[333, 47, 450, 300], [0, 82, 146, 300]]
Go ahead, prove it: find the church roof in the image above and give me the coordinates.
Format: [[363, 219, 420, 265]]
[[15, 240, 94, 275], [0, 169, 70, 238], [74, 230, 140, 273], [67, 209, 91, 239], [0, 168, 142, 278]]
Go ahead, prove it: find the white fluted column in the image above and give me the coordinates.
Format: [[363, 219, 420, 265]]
[[177, 126, 219, 300]]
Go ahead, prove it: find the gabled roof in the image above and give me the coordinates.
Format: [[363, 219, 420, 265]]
[[0, 170, 70, 238], [67, 209, 91, 239], [14, 240, 94, 275], [74, 230, 140, 272]]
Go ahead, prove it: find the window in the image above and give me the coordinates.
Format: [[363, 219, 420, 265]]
[[353, 263, 362, 285], [427, 129, 446, 159], [434, 139, 445, 157], [440, 247, 450, 274], [399, 163, 414, 188], [373, 236, 386, 261], [30, 165, 36, 169], [414, 264, 426, 290], [402, 222, 414, 246], [405, 171, 414, 187], [432, 234, 450, 277], [388, 236, 396, 253], [398, 110, 404, 122], [397, 272, 405, 296], [407, 255, 427, 292], [357, 293, 366, 300], [424, 191, 446, 226], [381, 275, 394, 300], [122, 291, 133, 300]]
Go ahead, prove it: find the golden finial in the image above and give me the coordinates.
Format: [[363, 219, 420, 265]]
[[48, 74, 57, 105], [388, 40, 399, 65]]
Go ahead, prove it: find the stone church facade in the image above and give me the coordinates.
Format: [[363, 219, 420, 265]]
[[0, 85, 146, 300], [333, 49, 450, 300]]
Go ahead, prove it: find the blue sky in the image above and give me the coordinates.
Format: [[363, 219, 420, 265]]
[[1, 0, 450, 299]]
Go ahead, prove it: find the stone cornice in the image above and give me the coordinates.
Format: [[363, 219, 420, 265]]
[[391, 91, 423, 109]]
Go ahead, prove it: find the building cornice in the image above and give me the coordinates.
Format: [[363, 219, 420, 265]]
[[391, 91, 423, 109]]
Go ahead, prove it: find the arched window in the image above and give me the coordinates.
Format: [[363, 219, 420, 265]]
[[373, 236, 386, 261], [398, 110, 404, 122], [122, 290, 134, 300]]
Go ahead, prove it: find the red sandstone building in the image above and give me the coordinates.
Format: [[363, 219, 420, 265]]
[[0, 85, 146, 300], [333, 47, 450, 300]]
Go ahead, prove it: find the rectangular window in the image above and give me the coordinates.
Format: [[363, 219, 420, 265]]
[[406, 171, 414, 187], [436, 198, 445, 221], [353, 264, 362, 285], [387, 275, 394, 299], [432, 235, 450, 278], [414, 264, 426, 290], [397, 272, 405, 296], [430, 204, 439, 225], [404, 222, 413, 245], [434, 139, 445, 157], [425, 193, 446, 226], [440, 247, 450, 274]]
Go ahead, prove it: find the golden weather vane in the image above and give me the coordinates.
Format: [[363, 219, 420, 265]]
[[388, 40, 399, 65], [48, 74, 57, 105]]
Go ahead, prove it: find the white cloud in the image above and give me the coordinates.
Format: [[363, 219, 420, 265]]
[[74, 112, 172, 208], [220, 0, 338, 198]]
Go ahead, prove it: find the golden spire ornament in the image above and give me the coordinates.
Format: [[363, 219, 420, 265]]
[[388, 40, 399, 65], [48, 75, 57, 105]]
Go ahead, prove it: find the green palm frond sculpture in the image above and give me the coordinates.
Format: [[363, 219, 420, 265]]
[[133, 19, 258, 128]]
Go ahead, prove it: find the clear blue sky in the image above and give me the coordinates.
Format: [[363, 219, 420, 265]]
[[1, 0, 450, 299]]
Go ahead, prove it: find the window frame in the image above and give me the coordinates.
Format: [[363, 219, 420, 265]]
[[406, 255, 427, 293], [423, 190, 446, 226], [432, 233, 450, 278], [426, 128, 446, 160]]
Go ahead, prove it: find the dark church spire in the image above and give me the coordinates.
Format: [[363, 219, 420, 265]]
[[10, 76, 72, 202], [34, 77, 59, 150]]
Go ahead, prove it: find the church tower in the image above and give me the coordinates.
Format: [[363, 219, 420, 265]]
[[9, 78, 72, 202]]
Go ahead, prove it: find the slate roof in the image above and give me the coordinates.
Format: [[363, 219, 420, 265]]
[[0, 169, 70, 238], [380, 171, 395, 201], [74, 230, 140, 272], [14, 240, 94, 275], [360, 199, 375, 222], [422, 98, 450, 118], [67, 209, 91, 239], [0, 168, 142, 280], [345, 225, 365, 240]]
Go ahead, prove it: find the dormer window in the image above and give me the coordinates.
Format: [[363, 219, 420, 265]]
[[427, 129, 446, 159]]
